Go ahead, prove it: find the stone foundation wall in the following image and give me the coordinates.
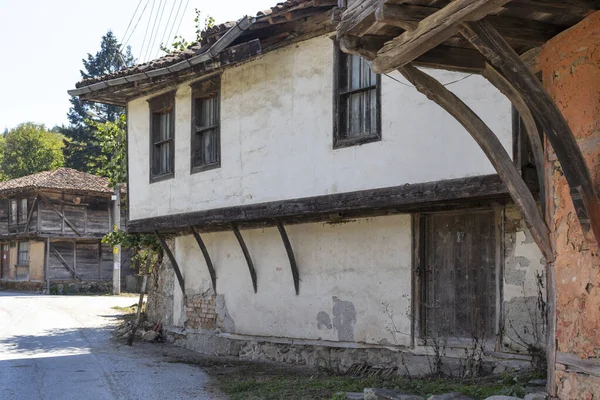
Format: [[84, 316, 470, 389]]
[[166, 328, 532, 378]]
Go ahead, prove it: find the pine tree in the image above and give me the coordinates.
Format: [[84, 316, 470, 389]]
[[61, 31, 135, 173]]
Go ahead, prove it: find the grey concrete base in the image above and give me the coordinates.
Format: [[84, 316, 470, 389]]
[[165, 328, 533, 377]]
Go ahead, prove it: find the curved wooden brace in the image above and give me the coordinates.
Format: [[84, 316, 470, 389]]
[[232, 224, 258, 293], [460, 19, 600, 246], [482, 63, 546, 210], [190, 227, 217, 293], [154, 231, 185, 294], [275, 220, 300, 295], [398, 64, 554, 262]]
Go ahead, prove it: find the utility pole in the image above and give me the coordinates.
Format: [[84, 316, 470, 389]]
[[112, 185, 122, 295]]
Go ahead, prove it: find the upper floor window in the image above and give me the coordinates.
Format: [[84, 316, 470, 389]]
[[19, 198, 27, 224], [191, 76, 221, 173], [148, 91, 176, 182], [9, 198, 27, 225], [333, 47, 381, 148]]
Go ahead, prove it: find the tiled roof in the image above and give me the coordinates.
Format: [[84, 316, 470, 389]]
[[75, 0, 315, 89], [0, 168, 113, 195]]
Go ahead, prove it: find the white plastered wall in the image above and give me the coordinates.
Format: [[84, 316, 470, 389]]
[[174, 215, 413, 346], [127, 34, 512, 221]]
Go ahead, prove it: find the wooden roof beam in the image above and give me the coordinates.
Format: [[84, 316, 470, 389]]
[[336, 0, 386, 37], [398, 63, 554, 262], [369, 0, 510, 73], [460, 20, 600, 247]]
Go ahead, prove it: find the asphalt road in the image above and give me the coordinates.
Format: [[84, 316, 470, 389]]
[[0, 291, 225, 400]]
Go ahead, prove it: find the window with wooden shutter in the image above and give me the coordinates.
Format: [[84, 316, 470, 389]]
[[18, 198, 27, 224], [9, 199, 17, 225], [191, 76, 220, 173], [418, 210, 498, 340], [333, 45, 381, 148], [148, 91, 176, 182]]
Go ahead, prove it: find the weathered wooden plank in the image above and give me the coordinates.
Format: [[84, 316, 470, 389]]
[[232, 223, 258, 293], [275, 220, 300, 295], [127, 174, 518, 233], [154, 231, 185, 294], [460, 20, 600, 245], [50, 243, 81, 280], [39, 194, 83, 236], [190, 227, 217, 293], [556, 352, 600, 378], [482, 63, 546, 210], [337, 0, 385, 37], [547, 261, 558, 396], [397, 63, 554, 261], [370, 0, 510, 73], [374, 3, 562, 46]]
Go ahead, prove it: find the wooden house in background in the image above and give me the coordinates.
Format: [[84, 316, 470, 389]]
[[0, 168, 126, 284]]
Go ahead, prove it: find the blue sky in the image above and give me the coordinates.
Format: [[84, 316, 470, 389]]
[[0, 0, 276, 131]]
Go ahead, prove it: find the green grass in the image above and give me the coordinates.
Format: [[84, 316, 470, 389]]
[[219, 374, 531, 400], [170, 356, 544, 400]]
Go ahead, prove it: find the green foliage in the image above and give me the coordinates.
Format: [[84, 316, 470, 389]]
[[160, 9, 215, 54], [61, 31, 135, 173], [102, 229, 162, 271], [0, 123, 65, 180], [88, 115, 126, 187]]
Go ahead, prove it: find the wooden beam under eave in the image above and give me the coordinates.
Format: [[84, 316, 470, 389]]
[[232, 224, 258, 293], [459, 20, 600, 247], [154, 231, 185, 294], [370, 0, 511, 73], [336, 0, 385, 37], [275, 220, 300, 295], [397, 64, 554, 262], [190, 227, 217, 293]]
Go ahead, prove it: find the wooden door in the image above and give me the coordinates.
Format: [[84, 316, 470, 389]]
[[0, 244, 9, 279], [420, 210, 497, 339]]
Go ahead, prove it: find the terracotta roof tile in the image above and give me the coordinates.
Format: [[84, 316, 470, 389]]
[[0, 168, 113, 195], [75, 0, 315, 89]]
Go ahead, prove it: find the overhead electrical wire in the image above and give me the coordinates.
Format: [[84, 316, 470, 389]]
[[123, 0, 151, 48], [139, 0, 157, 62], [154, 0, 179, 59], [163, 0, 185, 53], [383, 71, 474, 88], [121, 0, 144, 46], [172, 0, 190, 46], [145, 0, 167, 62]]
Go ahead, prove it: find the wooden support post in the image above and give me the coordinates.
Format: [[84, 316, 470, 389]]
[[546, 261, 557, 396], [24, 196, 38, 234], [460, 20, 600, 246], [128, 255, 152, 346], [73, 241, 77, 276], [154, 231, 185, 294], [397, 64, 554, 262], [45, 237, 50, 294], [275, 220, 300, 295], [482, 63, 546, 211], [98, 241, 102, 280], [232, 224, 258, 293], [190, 227, 217, 293]]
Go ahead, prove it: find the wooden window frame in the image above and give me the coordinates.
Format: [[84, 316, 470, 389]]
[[18, 198, 28, 225], [333, 43, 382, 149], [9, 199, 17, 225], [412, 208, 504, 351], [148, 91, 176, 183], [190, 76, 221, 174], [16, 240, 29, 266]]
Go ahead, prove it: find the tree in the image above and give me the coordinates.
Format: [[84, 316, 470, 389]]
[[62, 31, 135, 173], [0, 123, 65, 180], [89, 115, 127, 188]]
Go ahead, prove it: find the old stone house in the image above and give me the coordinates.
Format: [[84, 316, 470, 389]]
[[0, 168, 126, 291], [69, 0, 600, 397]]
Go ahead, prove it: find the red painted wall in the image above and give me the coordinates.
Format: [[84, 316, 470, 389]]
[[539, 10, 600, 399]]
